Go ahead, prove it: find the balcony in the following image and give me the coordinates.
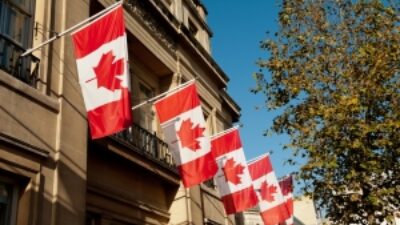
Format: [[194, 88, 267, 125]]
[[112, 123, 177, 173], [0, 34, 40, 87]]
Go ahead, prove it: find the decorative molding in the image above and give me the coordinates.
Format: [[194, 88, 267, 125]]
[[124, 0, 230, 89], [0, 132, 49, 159], [182, 0, 213, 35], [125, 0, 177, 52]]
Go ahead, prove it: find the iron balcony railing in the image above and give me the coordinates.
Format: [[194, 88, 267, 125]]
[[0, 34, 40, 87], [113, 123, 176, 172]]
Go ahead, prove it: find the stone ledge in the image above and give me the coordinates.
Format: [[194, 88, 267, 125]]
[[0, 132, 49, 159], [0, 70, 59, 113]]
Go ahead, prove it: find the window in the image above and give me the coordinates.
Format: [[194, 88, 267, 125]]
[[188, 19, 198, 38], [134, 82, 155, 132], [0, 0, 33, 47], [86, 212, 138, 225], [86, 212, 101, 225], [0, 177, 19, 225], [0, 0, 37, 85]]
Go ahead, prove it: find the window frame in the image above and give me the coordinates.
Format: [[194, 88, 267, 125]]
[[136, 81, 155, 132], [0, 0, 34, 48], [0, 0, 38, 87], [188, 18, 199, 39], [0, 175, 20, 225]]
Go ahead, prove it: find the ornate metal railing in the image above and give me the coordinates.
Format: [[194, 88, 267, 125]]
[[0, 34, 40, 87], [114, 123, 176, 171]]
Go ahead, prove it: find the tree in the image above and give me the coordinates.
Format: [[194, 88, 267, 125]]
[[253, 0, 400, 224]]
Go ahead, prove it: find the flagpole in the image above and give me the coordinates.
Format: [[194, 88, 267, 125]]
[[280, 173, 293, 179], [20, 1, 123, 57], [209, 126, 239, 139], [247, 152, 271, 164], [131, 79, 196, 111]]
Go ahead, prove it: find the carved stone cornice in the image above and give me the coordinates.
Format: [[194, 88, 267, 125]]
[[124, 0, 177, 52]]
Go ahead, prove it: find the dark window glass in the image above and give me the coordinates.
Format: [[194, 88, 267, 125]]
[[188, 19, 198, 38], [0, 0, 38, 86], [86, 212, 101, 225], [0, 0, 33, 47], [0, 182, 14, 225]]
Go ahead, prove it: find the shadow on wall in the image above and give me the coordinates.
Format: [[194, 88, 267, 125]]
[[86, 142, 180, 224]]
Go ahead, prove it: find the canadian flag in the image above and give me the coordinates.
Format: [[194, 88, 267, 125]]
[[211, 128, 258, 214], [71, 5, 132, 139], [248, 154, 290, 225], [279, 175, 294, 225], [154, 82, 218, 187]]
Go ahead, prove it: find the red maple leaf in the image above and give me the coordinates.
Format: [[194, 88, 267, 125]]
[[280, 180, 292, 196], [92, 51, 125, 91], [177, 119, 205, 151], [222, 158, 245, 185], [280, 184, 291, 196], [260, 181, 278, 202]]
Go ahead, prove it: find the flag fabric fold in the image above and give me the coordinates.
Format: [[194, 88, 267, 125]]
[[279, 175, 294, 225], [154, 83, 218, 187], [211, 128, 258, 214], [248, 154, 290, 225], [72, 5, 132, 139]]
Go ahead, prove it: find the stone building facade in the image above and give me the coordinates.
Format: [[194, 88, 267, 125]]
[[0, 0, 240, 224]]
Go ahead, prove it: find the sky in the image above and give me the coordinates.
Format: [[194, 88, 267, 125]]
[[202, 1, 304, 192]]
